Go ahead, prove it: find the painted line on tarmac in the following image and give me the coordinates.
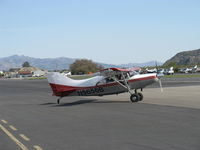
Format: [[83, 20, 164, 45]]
[[0, 123, 29, 150], [9, 125, 18, 131], [20, 134, 30, 141], [1, 119, 44, 150], [1, 119, 8, 124], [33, 145, 43, 150]]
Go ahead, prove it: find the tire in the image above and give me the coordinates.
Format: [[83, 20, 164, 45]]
[[130, 94, 139, 102], [137, 93, 143, 101]]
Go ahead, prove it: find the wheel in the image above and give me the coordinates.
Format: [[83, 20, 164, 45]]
[[130, 94, 139, 102], [137, 93, 143, 101]]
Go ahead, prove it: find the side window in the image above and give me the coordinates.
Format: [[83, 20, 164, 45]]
[[129, 71, 137, 77], [115, 74, 122, 80], [106, 77, 114, 83]]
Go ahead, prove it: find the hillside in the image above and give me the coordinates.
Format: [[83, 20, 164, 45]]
[[164, 49, 200, 66], [0, 55, 75, 70], [0, 55, 163, 70]]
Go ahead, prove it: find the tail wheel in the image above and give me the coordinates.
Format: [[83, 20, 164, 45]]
[[137, 93, 143, 101], [130, 94, 139, 102], [57, 98, 60, 104], [57, 97, 62, 104]]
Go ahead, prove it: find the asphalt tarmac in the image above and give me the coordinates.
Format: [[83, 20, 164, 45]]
[[0, 78, 200, 150]]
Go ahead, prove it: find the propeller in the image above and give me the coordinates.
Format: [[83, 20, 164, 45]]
[[158, 79, 163, 92], [155, 61, 163, 92]]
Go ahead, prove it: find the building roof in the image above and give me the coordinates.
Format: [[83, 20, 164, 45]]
[[19, 67, 41, 72], [18, 71, 32, 75]]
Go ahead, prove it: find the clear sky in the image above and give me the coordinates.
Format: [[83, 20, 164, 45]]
[[0, 0, 200, 64]]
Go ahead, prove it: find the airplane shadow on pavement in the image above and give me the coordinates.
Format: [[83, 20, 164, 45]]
[[40, 99, 129, 107]]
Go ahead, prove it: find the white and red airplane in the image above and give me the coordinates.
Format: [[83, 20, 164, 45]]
[[47, 68, 162, 104]]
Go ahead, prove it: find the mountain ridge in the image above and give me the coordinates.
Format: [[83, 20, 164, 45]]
[[164, 49, 200, 66], [0, 55, 163, 70]]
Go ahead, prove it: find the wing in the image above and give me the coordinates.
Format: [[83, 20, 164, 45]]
[[101, 67, 140, 72], [99, 67, 140, 77]]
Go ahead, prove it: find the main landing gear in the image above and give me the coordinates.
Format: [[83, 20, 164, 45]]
[[110, 72, 144, 103], [130, 92, 143, 103]]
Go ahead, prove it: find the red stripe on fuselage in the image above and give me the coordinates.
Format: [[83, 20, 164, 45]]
[[49, 75, 157, 96]]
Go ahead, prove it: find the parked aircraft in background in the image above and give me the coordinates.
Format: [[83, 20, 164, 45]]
[[179, 65, 198, 73], [47, 68, 163, 104], [196, 66, 200, 72], [193, 65, 199, 73], [164, 67, 174, 75], [146, 68, 157, 73], [61, 71, 72, 76], [146, 67, 174, 75]]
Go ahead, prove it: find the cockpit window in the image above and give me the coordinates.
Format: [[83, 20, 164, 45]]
[[129, 71, 138, 77]]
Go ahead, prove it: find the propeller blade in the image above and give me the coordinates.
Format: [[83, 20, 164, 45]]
[[158, 79, 163, 92], [155, 61, 158, 74]]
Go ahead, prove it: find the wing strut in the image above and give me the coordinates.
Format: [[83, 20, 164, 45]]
[[121, 72, 133, 95], [111, 72, 133, 95]]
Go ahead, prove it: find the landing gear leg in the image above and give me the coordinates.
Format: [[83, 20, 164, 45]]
[[57, 97, 62, 104]]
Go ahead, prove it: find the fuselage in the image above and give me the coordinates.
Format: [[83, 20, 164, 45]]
[[47, 72, 158, 97]]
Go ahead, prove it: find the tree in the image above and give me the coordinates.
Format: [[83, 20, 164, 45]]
[[163, 61, 179, 72], [70, 59, 104, 75], [22, 61, 31, 67]]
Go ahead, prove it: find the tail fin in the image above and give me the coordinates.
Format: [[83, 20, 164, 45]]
[[46, 72, 103, 96], [46, 72, 77, 96], [47, 72, 78, 86]]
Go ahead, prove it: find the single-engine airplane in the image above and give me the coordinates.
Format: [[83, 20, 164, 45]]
[[47, 68, 162, 104]]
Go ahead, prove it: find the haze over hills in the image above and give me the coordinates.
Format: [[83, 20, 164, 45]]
[[164, 49, 200, 66], [0, 55, 75, 70], [0, 55, 163, 70]]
